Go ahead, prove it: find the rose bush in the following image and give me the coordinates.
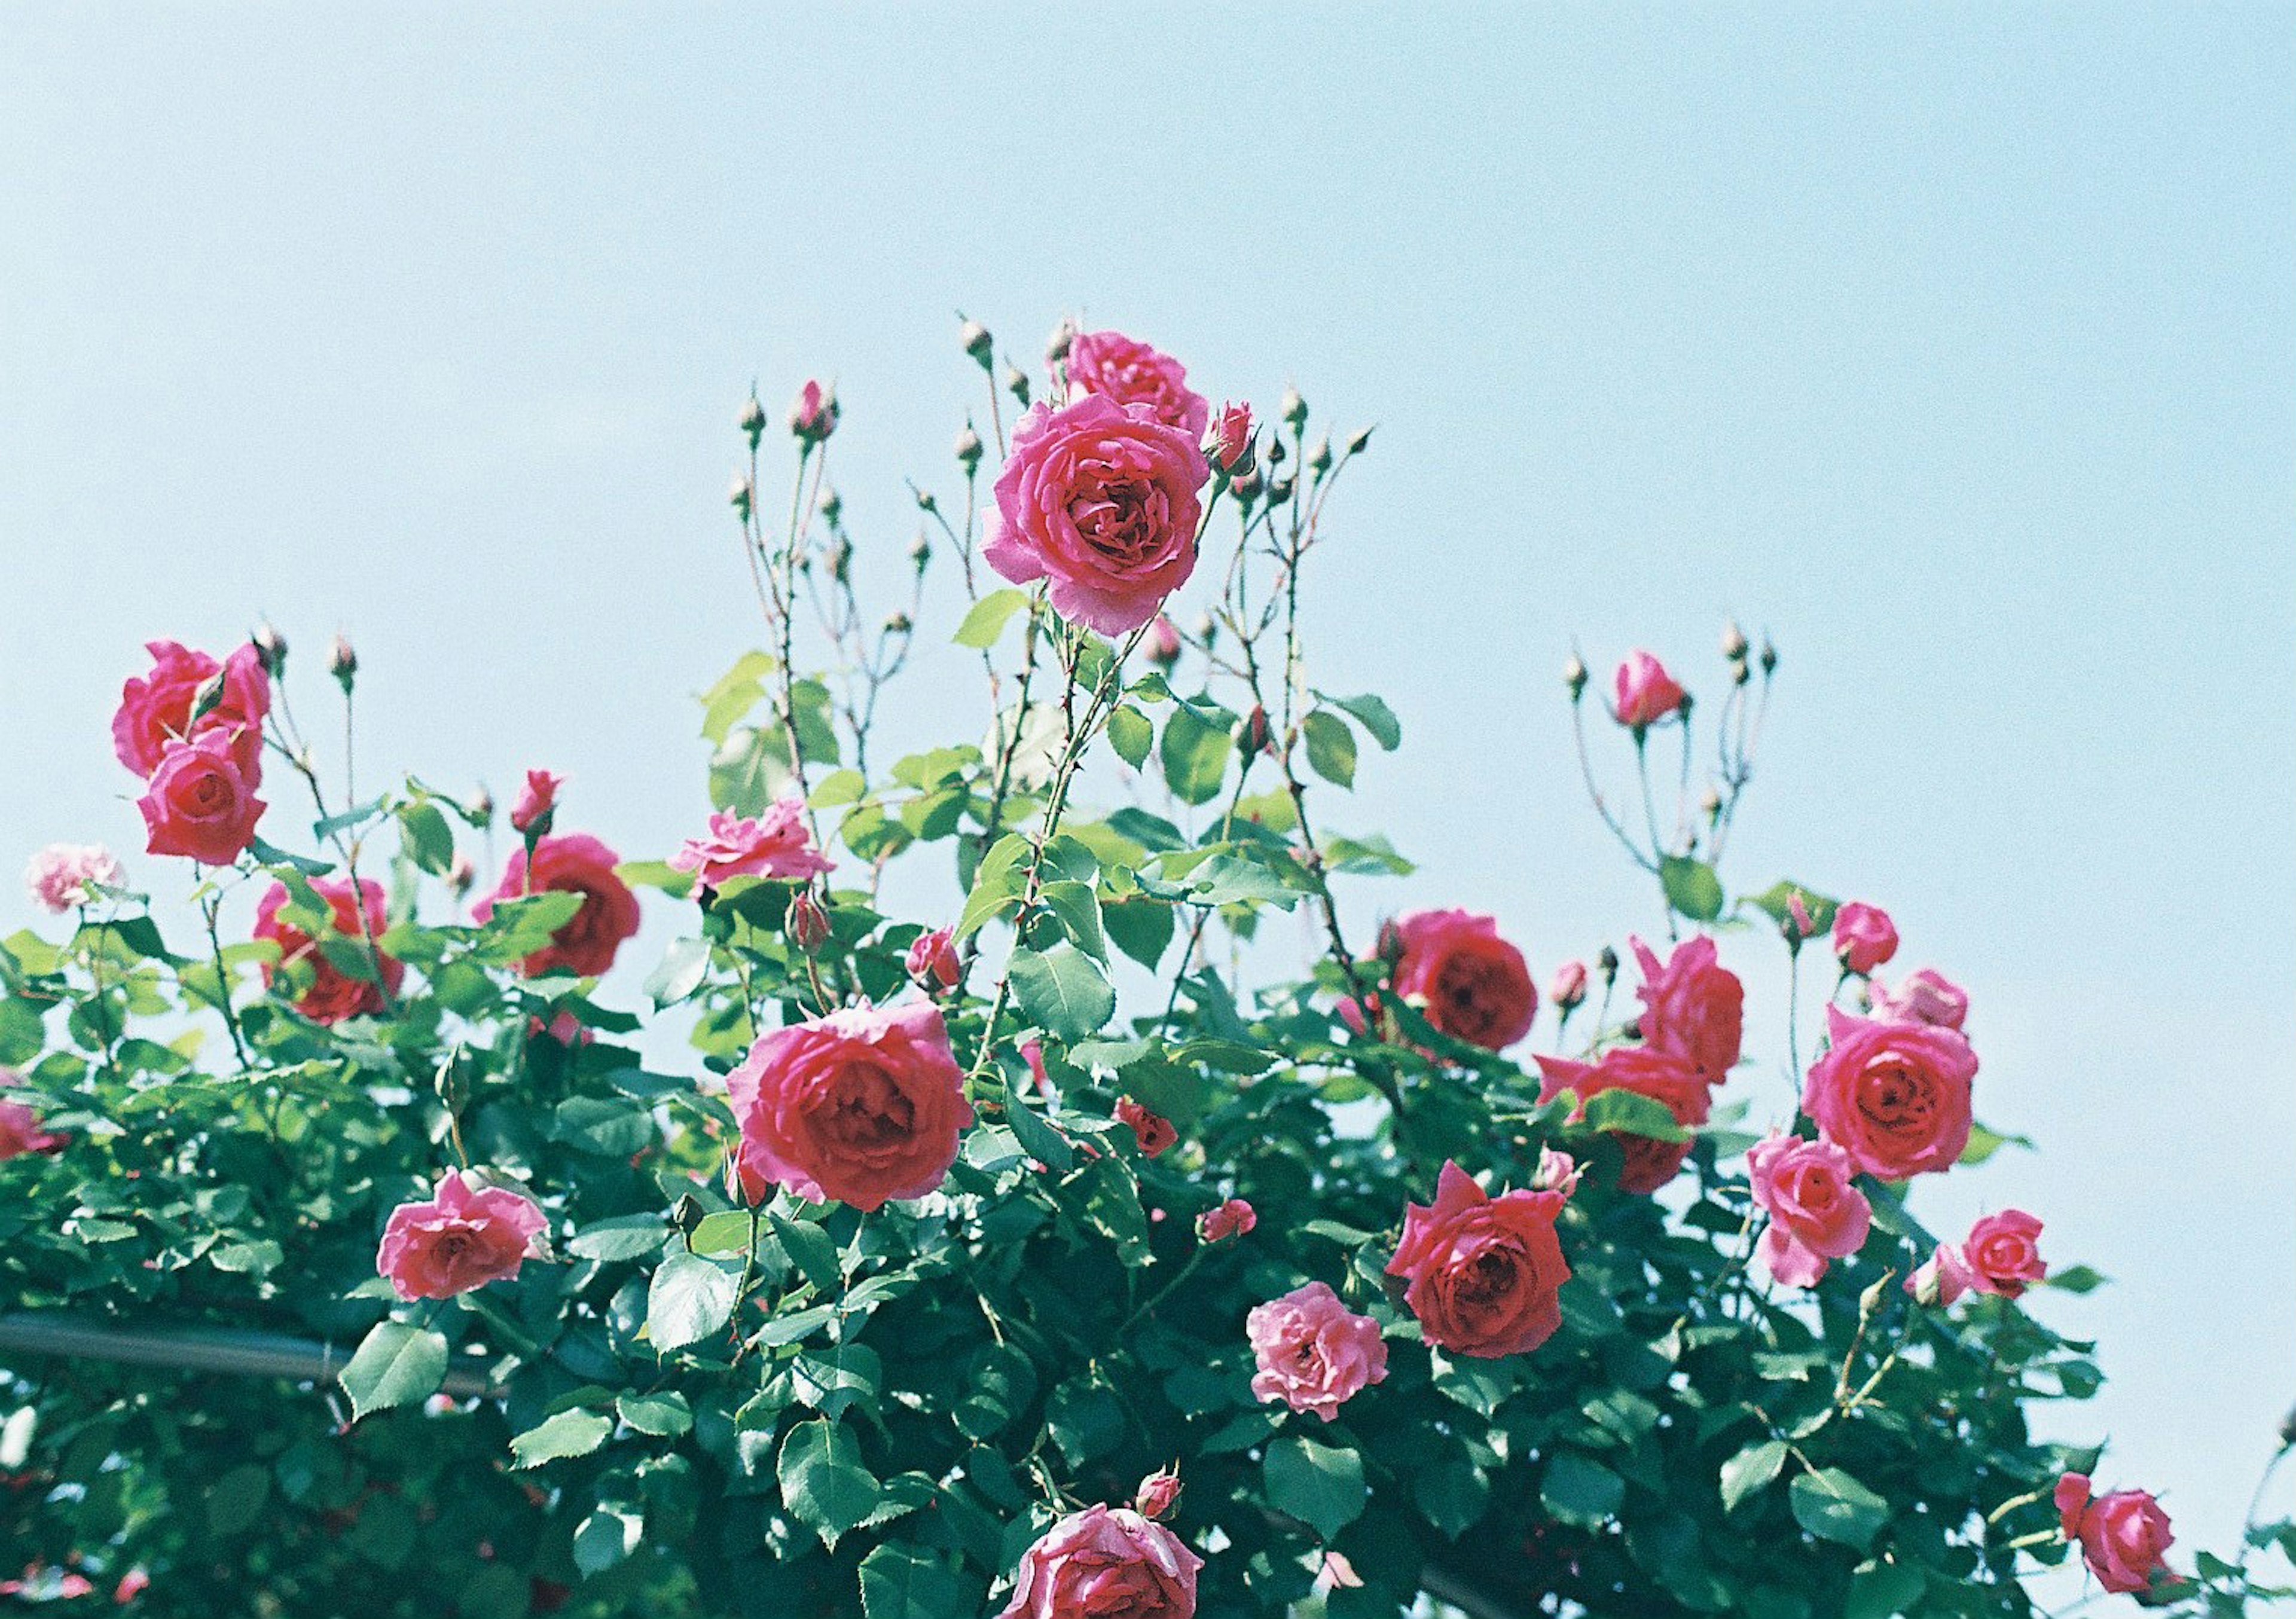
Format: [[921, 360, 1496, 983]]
[[1, 318, 2289, 1619]]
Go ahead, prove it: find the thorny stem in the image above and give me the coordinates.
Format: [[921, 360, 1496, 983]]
[[202, 890, 253, 1071]]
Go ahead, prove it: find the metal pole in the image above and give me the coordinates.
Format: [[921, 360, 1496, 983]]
[[0, 1311, 496, 1398]]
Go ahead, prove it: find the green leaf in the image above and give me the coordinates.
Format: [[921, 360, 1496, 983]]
[[1541, 1451, 1626, 1529], [1720, 1439, 1788, 1511], [554, 1095, 656, 1157], [396, 801, 455, 876], [955, 833, 1031, 941], [313, 795, 387, 843], [1106, 704, 1153, 769], [615, 859, 695, 896], [1745, 879, 1840, 937], [1846, 1560, 1926, 1619], [1037, 880, 1107, 962], [510, 1408, 612, 1469], [1263, 1435, 1366, 1540], [1301, 710, 1358, 788], [247, 836, 335, 877], [338, 1321, 447, 1421], [778, 1419, 881, 1548], [645, 936, 712, 1009], [207, 1462, 271, 1535], [572, 1508, 642, 1577], [646, 1250, 740, 1352], [1660, 855, 1726, 923], [710, 725, 792, 815], [1003, 1084, 1075, 1173], [1580, 1086, 1692, 1142], [1158, 700, 1232, 807], [770, 1212, 842, 1292], [1008, 945, 1115, 1041], [1103, 899, 1175, 970], [2044, 1263, 2109, 1295], [953, 587, 1031, 649], [1323, 691, 1402, 750], [1958, 1121, 2034, 1166], [859, 1544, 970, 1619], [1790, 1468, 1889, 1550], [687, 1209, 755, 1257], [616, 1390, 694, 1437], [568, 1215, 671, 1263], [811, 767, 867, 808]]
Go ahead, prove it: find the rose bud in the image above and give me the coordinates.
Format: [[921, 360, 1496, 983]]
[[820, 487, 843, 523], [789, 379, 839, 442], [1238, 705, 1272, 757], [1760, 637, 1778, 674], [1132, 1467, 1181, 1522], [1564, 655, 1589, 700], [905, 926, 961, 994], [1346, 425, 1374, 455], [729, 472, 753, 515], [1308, 436, 1332, 474], [328, 634, 358, 691], [909, 531, 932, 571], [786, 891, 831, 955], [1281, 384, 1307, 429], [739, 393, 765, 444], [1831, 901, 1899, 975], [1004, 362, 1031, 407], [468, 786, 494, 827], [1611, 650, 1686, 729], [509, 769, 561, 838], [1116, 1096, 1177, 1157], [960, 319, 993, 365], [1548, 960, 1588, 1010], [1045, 318, 1076, 366], [1230, 465, 1263, 501], [1146, 615, 1182, 669], [1204, 402, 1255, 478], [1198, 1198, 1256, 1242], [1721, 621, 1748, 659], [254, 623, 288, 679], [447, 852, 477, 899], [1595, 943, 1620, 982], [955, 424, 984, 474]]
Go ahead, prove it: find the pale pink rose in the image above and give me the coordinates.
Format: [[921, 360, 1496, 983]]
[[1197, 1198, 1256, 1242], [1246, 1281, 1389, 1421], [1904, 1241, 1976, 1306], [1801, 1007, 1976, 1181], [1065, 331, 1211, 437], [1831, 902, 1899, 975], [1960, 1208, 2046, 1298], [997, 1504, 1202, 1619], [1611, 650, 1686, 728], [2056, 1473, 2175, 1594], [509, 769, 561, 835], [1630, 933, 1744, 1082], [905, 926, 961, 994], [982, 393, 1209, 637], [1387, 1160, 1572, 1358], [1117, 1097, 1177, 1157], [1868, 967, 1968, 1031], [727, 1001, 971, 1212], [668, 801, 833, 893], [1390, 908, 1537, 1051], [25, 843, 124, 912], [112, 639, 270, 782], [1547, 960, 1588, 1010], [375, 1171, 545, 1301], [1747, 1132, 1871, 1288], [136, 732, 266, 866], [1132, 1467, 1181, 1522]]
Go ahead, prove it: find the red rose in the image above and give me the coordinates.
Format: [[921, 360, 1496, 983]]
[[1117, 1096, 1177, 1157], [112, 639, 270, 781], [474, 832, 640, 978], [1801, 1007, 1976, 1180], [1390, 908, 1537, 1051], [136, 732, 266, 866], [1385, 1160, 1572, 1358], [254, 876, 402, 1024], [1534, 1047, 1710, 1195], [1629, 934, 1743, 1082]]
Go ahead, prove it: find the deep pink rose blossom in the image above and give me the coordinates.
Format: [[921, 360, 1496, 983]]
[[1611, 650, 1686, 728], [1204, 401, 1253, 474], [1831, 902, 1900, 975], [1869, 967, 1968, 1031], [1534, 1048, 1710, 1195], [997, 1503, 1202, 1619], [254, 876, 402, 1024], [1390, 908, 1537, 1051], [137, 732, 266, 866], [2056, 1473, 2175, 1594], [1802, 1007, 1976, 1180], [1065, 330, 1210, 438], [112, 639, 270, 782], [474, 833, 641, 977], [1246, 1281, 1389, 1421], [509, 769, 561, 835], [669, 801, 832, 893], [1198, 1198, 1256, 1242], [25, 843, 124, 913], [376, 1171, 546, 1302], [1387, 1160, 1572, 1358], [1961, 1208, 2047, 1298], [1748, 1132, 1871, 1288], [1631, 933, 1744, 1082], [1132, 1467, 1181, 1522], [982, 393, 1208, 636], [905, 926, 961, 994], [726, 1001, 971, 1212]]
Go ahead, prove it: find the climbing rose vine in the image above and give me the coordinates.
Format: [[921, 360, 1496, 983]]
[[1, 318, 2289, 1618]]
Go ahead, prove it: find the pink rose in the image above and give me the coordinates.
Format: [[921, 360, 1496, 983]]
[[1203, 401, 1254, 475], [997, 1504, 1202, 1619], [1611, 650, 1686, 729], [25, 843, 124, 913], [1868, 967, 1968, 1031], [1246, 1280, 1389, 1421], [1904, 1241, 1976, 1306], [1747, 1132, 1871, 1288], [1386, 1160, 1573, 1358], [1801, 1007, 1977, 1180], [1960, 1208, 2046, 1298], [2056, 1474, 2175, 1594], [726, 1001, 971, 1212], [1534, 1047, 1709, 1195], [375, 1169, 545, 1301], [1547, 960, 1588, 1010], [136, 732, 266, 866], [669, 801, 833, 893], [1065, 330, 1210, 438], [1831, 902, 1899, 975], [982, 393, 1209, 637], [1630, 934, 1744, 1082], [509, 769, 561, 836], [254, 876, 402, 1024], [1390, 908, 1537, 1051], [1133, 1467, 1181, 1522], [1197, 1198, 1255, 1242], [112, 639, 270, 781], [474, 832, 641, 977], [905, 925, 961, 994], [1117, 1097, 1177, 1157], [0, 1082, 64, 1160]]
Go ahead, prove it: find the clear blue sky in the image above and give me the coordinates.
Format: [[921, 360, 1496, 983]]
[[4, 3, 2291, 1575]]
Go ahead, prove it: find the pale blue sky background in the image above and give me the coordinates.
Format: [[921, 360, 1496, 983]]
[[4, 3, 2291, 1578]]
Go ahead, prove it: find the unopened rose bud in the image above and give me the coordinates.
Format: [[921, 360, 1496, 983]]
[[739, 393, 765, 444], [909, 531, 932, 570], [786, 891, 831, 955], [252, 624, 288, 679], [1564, 655, 1589, 700], [1733, 656, 1752, 688], [1264, 434, 1287, 467], [1204, 402, 1255, 478], [959, 319, 993, 366], [915, 488, 938, 514], [1376, 919, 1406, 966], [1230, 466, 1263, 501], [819, 487, 843, 523], [2280, 1400, 2296, 1450], [1701, 787, 1723, 820], [1308, 436, 1332, 475], [905, 925, 961, 994], [1146, 615, 1181, 668], [1346, 425, 1374, 456], [1280, 385, 1306, 430], [1595, 944, 1620, 981], [509, 769, 561, 838], [1721, 621, 1748, 659], [955, 424, 984, 474], [1759, 638, 1778, 676], [728, 473, 753, 516], [1193, 613, 1217, 649], [789, 379, 838, 442], [1045, 320, 1076, 366], [1133, 1465, 1183, 1522], [1238, 705, 1272, 756], [831, 538, 853, 584], [469, 787, 494, 827], [328, 634, 357, 690], [1265, 475, 1294, 508], [1548, 960, 1588, 1010], [1785, 892, 1815, 944], [883, 611, 912, 636], [447, 852, 477, 897], [1004, 363, 1031, 407]]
